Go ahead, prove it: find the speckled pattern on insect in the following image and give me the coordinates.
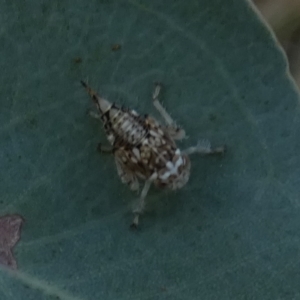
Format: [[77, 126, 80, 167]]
[[81, 81, 226, 228]]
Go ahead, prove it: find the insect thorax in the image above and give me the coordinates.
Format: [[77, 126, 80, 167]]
[[101, 105, 147, 146]]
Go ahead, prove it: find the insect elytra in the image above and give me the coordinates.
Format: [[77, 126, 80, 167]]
[[81, 81, 225, 228]]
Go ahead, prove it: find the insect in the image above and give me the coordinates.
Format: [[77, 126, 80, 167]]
[[81, 81, 226, 228]]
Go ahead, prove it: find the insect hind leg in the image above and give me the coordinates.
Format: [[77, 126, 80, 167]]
[[131, 179, 152, 229], [115, 158, 139, 192], [152, 82, 186, 140]]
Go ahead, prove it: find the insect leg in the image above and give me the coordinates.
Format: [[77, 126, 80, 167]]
[[183, 139, 226, 155], [97, 143, 114, 153], [115, 157, 139, 192], [131, 178, 153, 228], [87, 109, 101, 120], [152, 82, 174, 125], [86, 108, 114, 153], [152, 82, 186, 140]]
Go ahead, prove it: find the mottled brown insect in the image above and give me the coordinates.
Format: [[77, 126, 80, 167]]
[[81, 81, 225, 228]]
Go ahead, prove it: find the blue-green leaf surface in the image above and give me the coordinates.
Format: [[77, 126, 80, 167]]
[[1, 0, 300, 299]]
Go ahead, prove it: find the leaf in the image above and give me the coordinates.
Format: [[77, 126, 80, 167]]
[[1, 0, 300, 299]]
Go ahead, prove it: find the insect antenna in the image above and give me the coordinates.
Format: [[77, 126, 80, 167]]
[[80, 80, 112, 114]]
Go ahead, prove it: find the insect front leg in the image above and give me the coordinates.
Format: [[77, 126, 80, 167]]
[[97, 143, 114, 153], [87, 109, 114, 153], [152, 82, 185, 140], [87, 109, 101, 120], [183, 139, 226, 156]]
